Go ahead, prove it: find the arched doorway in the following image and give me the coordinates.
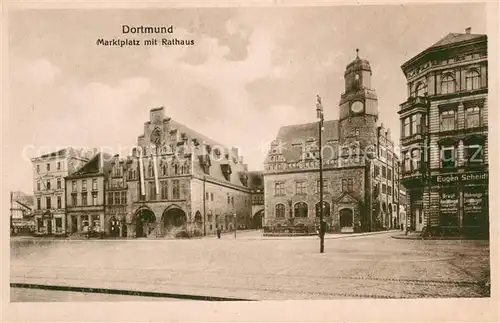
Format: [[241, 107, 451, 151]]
[[252, 210, 263, 229], [109, 216, 120, 237], [135, 208, 156, 238], [161, 207, 187, 236], [339, 208, 354, 229], [194, 211, 202, 225]]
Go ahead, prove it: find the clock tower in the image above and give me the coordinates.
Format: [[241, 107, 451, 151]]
[[338, 49, 379, 148]]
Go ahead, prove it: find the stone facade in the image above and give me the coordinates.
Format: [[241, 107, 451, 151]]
[[264, 52, 402, 234], [399, 29, 488, 236]]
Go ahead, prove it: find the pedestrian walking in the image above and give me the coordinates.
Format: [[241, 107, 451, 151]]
[[216, 227, 221, 239]]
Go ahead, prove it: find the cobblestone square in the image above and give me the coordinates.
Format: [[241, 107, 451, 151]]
[[10, 232, 490, 301]]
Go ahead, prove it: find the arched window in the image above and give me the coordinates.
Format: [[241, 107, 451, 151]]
[[161, 164, 167, 176], [315, 202, 331, 217], [147, 164, 154, 177], [441, 75, 456, 94], [294, 202, 308, 218], [275, 204, 285, 218], [414, 82, 427, 97], [465, 70, 480, 90], [174, 164, 179, 175]]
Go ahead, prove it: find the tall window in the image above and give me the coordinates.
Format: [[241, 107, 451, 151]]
[[387, 169, 392, 180], [36, 165, 40, 173], [382, 166, 387, 179], [465, 70, 480, 90], [46, 180, 51, 190], [465, 107, 481, 128], [294, 202, 308, 218], [411, 114, 421, 135], [295, 181, 306, 195], [275, 204, 285, 218], [315, 202, 331, 217], [91, 192, 97, 206], [411, 149, 421, 170], [92, 179, 97, 190], [413, 82, 427, 97], [161, 164, 167, 176], [114, 192, 121, 205], [441, 146, 456, 168], [404, 152, 411, 172], [72, 180, 77, 192], [46, 163, 51, 171], [342, 179, 348, 192], [440, 110, 456, 131], [57, 196, 61, 209], [37, 198, 41, 209], [148, 182, 156, 200], [37, 181, 41, 191], [274, 182, 285, 196], [404, 118, 410, 137], [316, 180, 328, 193], [172, 180, 180, 199], [121, 191, 127, 204], [82, 180, 87, 191], [57, 178, 61, 190], [464, 137, 485, 165], [46, 196, 52, 209], [81, 192, 88, 206], [57, 162, 61, 170], [107, 192, 113, 205], [161, 181, 168, 199], [441, 75, 456, 94], [72, 193, 77, 206], [347, 179, 354, 192], [148, 165, 154, 178]]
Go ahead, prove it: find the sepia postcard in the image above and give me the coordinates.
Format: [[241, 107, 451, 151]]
[[2, 1, 499, 322]]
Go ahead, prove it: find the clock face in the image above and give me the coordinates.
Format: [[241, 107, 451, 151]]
[[351, 101, 364, 114]]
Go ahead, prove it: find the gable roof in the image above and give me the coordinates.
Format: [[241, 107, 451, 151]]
[[335, 192, 359, 204], [69, 152, 113, 177], [269, 120, 340, 162], [430, 33, 485, 49]]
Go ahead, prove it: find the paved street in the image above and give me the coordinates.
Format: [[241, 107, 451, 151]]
[[10, 232, 490, 301]]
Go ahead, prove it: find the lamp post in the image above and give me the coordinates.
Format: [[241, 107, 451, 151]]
[[233, 213, 237, 238], [316, 95, 325, 254]]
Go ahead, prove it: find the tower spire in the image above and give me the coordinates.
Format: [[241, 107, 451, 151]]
[[356, 48, 359, 59]]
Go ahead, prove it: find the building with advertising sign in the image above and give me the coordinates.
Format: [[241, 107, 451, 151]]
[[399, 28, 488, 236], [263, 51, 403, 235]]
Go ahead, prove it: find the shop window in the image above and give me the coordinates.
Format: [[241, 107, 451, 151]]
[[294, 202, 308, 218], [463, 188, 486, 227], [440, 110, 456, 132], [439, 190, 459, 226], [465, 70, 480, 90], [465, 107, 481, 128], [37, 219, 43, 232], [441, 75, 456, 94], [275, 204, 285, 218], [55, 218, 62, 229]]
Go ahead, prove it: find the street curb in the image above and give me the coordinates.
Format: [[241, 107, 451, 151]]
[[391, 235, 489, 241]]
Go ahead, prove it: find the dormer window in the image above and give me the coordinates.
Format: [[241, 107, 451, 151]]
[[221, 164, 232, 181]]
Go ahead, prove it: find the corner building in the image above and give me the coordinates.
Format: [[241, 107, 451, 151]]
[[399, 29, 488, 236], [263, 53, 402, 234]]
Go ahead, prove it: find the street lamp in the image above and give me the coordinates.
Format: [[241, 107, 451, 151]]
[[316, 94, 325, 254], [233, 213, 237, 238]]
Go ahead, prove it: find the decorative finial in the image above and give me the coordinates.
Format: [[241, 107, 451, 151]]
[[356, 48, 359, 58]]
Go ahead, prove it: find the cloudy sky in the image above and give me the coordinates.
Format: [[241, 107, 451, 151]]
[[5, 4, 487, 193]]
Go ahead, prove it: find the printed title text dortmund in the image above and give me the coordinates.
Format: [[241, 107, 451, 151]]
[[96, 25, 195, 47]]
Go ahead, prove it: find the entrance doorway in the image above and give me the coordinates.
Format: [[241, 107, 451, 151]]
[[71, 216, 77, 234], [135, 208, 156, 238], [109, 216, 120, 237], [47, 220, 53, 235], [161, 207, 187, 236], [252, 210, 263, 229], [339, 208, 354, 232]]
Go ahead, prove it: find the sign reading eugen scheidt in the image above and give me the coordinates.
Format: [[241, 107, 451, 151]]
[[431, 172, 488, 185]]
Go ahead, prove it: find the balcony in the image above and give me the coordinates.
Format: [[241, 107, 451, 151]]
[[401, 133, 425, 146], [399, 96, 429, 114]]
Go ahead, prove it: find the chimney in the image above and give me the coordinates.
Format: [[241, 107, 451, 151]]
[[465, 27, 471, 34]]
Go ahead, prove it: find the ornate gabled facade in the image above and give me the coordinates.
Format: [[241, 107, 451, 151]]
[[399, 29, 488, 236], [263, 52, 402, 235], [120, 107, 263, 238]]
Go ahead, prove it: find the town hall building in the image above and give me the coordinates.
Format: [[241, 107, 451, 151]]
[[263, 51, 403, 235]]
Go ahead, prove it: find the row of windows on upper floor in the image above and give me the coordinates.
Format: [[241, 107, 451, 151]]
[[401, 139, 486, 172], [407, 52, 486, 78], [69, 179, 99, 192], [112, 163, 191, 179], [36, 162, 62, 173], [35, 196, 62, 210], [273, 179, 355, 196], [401, 106, 483, 139], [410, 69, 484, 98]]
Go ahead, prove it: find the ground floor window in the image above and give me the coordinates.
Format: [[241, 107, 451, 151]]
[[439, 189, 459, 226], [55, 218, 63, 233], [37, 218, 43, 232], [463, 186, 487, 227]]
